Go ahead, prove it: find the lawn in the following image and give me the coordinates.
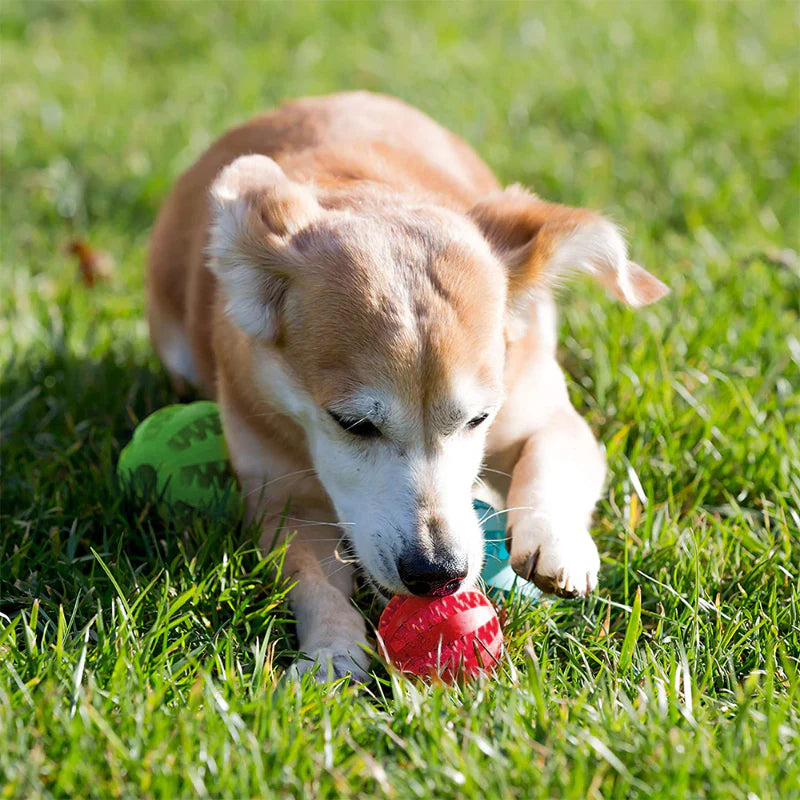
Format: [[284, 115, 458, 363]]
[[1, 1, 799, 798]]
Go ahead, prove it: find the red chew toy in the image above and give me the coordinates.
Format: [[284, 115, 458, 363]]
[[377, 589, 503, 681]]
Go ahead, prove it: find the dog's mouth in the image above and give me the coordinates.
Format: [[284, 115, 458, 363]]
[[339, 536, 394, 599], [337, 531, 405, 599], [430, 578, 463, 597]]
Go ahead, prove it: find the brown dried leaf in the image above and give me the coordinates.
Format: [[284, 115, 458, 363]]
[[67, 239, 113, 288]]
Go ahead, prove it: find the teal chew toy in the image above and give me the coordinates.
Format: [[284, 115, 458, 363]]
[[118, 403, 538, 599], [474, 500, 540, 601]]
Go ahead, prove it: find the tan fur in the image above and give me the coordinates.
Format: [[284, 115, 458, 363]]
[[147, 91, 667, 680]]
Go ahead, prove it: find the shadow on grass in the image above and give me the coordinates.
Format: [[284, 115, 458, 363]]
[[2, 348, 244, 602]]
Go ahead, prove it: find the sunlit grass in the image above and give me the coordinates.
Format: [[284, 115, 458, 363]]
[[2, 1, 798, 797]]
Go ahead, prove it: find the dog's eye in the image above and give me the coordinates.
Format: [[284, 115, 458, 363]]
[[328, 411, 381, 438], [467, 413, 489, 430]]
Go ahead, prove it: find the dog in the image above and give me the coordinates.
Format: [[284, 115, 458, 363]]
[[147, 91, 668, 680]]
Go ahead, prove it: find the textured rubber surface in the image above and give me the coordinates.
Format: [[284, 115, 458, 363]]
[[377, 590, 503, 681], [117, 402, 241, 519]]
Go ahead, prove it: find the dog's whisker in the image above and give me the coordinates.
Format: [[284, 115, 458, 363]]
[[276, 516, 354, 528], [242, 468, 319, 499], [280, 536, 351, 543], [320, 561, 361, 580], [480, 466, 513, 478], [477, 505, 543, 524], [263, 466, 318, 484], [272, 524, 353, 537], [318, 552, 361, 569], [318, 556, 353, 569]]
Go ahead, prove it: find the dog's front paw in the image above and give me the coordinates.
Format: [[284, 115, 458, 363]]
[[509, 520, 600, 598], [287, 640, 371, 684]]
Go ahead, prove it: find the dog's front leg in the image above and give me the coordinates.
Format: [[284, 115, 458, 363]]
[[505, 406, 606, 597], [266, 516, 371, 683], [222, 404, 370, 682]]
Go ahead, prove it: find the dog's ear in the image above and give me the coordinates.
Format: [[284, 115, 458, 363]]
[[469, 186, 668, 330], [208, 154, 322, 340]]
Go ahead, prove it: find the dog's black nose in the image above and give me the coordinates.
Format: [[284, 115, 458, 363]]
[[397, 552, 468, 597]]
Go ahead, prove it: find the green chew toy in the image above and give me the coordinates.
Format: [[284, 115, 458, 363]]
[[117, 401, 241, 519]]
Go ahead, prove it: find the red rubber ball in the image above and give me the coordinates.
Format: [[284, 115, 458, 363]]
[[377, 589, 503, 681]]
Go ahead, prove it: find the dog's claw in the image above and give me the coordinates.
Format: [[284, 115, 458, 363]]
[[512, 531, 599, 598]]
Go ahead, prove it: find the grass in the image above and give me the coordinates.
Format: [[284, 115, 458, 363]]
[[1, 1, 799, 797]]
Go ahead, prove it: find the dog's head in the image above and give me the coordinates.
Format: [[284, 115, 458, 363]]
[[208, 155, 667, 596]]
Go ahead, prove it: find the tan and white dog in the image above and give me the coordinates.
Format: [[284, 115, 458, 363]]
[[147, 92, 668, 680]]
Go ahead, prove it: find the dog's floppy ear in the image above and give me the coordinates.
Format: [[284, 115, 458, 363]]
[[469, 186, 668, 327], [208, 154, 322, 340]]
